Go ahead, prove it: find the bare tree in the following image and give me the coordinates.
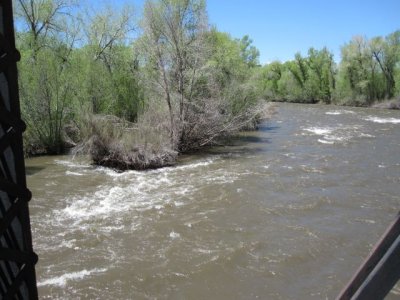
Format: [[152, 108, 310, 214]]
[[139, 0, 208, 148], [82, 4, 135, 71], [15, 0, 76, 56]]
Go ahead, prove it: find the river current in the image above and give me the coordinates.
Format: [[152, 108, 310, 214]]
[[26, 103, 400, 299]]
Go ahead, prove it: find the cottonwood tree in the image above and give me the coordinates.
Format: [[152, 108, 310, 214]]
[[79, 4, 142, 120], [370, 31, 400, 99], [205, 29, 261, 115], [83, 4, 134, 71], [139, 0, 208, 148], [306, 47, 336, 103], [238, 35, 260, 68], [15, 0, 79, 154], [255, 61, 283, 100], [339, 35, 388, 104], [139, 1, 264, 152]]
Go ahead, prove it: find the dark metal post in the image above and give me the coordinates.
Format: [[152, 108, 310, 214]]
[[337, 213, 400, 300], [0, 1, 38, 299]]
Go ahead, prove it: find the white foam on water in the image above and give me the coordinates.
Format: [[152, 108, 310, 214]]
[[66, 171, 84, 176], [95, 167, 140, 178], [54, 159, 91, 169], [326, 135, 347, 142], [305, 124, 374, 145], [325, 111, 342, 115], [304, 127, 333, 135], [59, 239, 76, 249], [283, 153, 296, 158], [174, 201, 185, 207], [38, 268, 107, 287], [318, 139, 335, 145], [56, 159, 209, 225], [364, 116, 400, 124], [176, 160, 216, 170], [93, 157, 219, 188], [359, 133, 375, 138], [344, 110, 356, 114], [282, 165, 293, 170], [59, 185, 141, 223], [205, 173, 238, 184], [101, 225, 125, 233], [195, 248, 218, 254], [174, 186, 191, 196], [148, 158, 218, 175], [169, 231, 180, 239], [326, 110, 355, 115]]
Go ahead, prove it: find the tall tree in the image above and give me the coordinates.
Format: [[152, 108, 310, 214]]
[[370, 31, 400, 99], [15, 0, 79, 154], [140, 0, 208, 147], [238, 35, 260, 68], [79, 4, 142, 120], [306, 47, 335, 103], [339, 36, 381, 103]]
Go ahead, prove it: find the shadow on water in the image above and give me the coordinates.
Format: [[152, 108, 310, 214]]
[[25, 166, 46, 176], [184, 133, 273, 160], [179, 146, 271, 164], [235, 135, 271, 144], [257, 124, 280, 132], [190, 122, 281, 159]]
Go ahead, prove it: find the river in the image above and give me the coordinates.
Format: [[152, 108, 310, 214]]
[[26, 103, 400, 299]]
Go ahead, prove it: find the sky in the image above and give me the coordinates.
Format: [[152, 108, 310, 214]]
[[85, 0, 399, 64], [206, 0, 400, 64]]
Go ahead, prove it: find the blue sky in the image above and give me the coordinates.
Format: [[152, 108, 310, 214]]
[[87, 0, 400, 64], [206, 0, 400, 64]]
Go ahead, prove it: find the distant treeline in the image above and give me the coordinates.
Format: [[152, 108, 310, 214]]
[[255, 31, 400, 106], [14, 0, 400, 168]]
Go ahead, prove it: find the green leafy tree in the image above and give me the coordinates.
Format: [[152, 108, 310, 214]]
[[19, 45, 75, 153], [238, 35, 260, 68], [79, 4, 142, 121], [370, 31, 400, 99], [339, 35, 386, 105], [255, 61, 283, 100], [306, 47, 336, 103], [16, 0, 78, 154]]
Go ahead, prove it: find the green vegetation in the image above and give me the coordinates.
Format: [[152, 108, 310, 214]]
[[15, 0, 268, 168], [255, 31, 400, 106], [14, 0, 400, 169]]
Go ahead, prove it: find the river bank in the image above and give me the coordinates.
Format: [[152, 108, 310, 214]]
[[23, 99, 398, 171], [24, 103, 275, 171], [371, 99, 400, 110]]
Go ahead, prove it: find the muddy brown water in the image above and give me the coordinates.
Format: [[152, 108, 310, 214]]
[[26, 103, 400, 299]]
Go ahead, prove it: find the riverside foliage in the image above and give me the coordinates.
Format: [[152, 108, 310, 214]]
[[14, 0, 400, 168], [255, 31, 400, 106], [15, 0, 267, 168]]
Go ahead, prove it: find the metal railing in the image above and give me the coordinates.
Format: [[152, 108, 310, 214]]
[[0, 1, 38, 298], [337, 212, 400, 300]]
